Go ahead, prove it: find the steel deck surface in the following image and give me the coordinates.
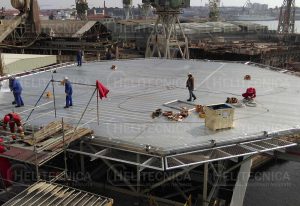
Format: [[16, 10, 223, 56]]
[[0, 59, 299, 154]]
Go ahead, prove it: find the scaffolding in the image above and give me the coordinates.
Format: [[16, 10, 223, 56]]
[[0, 73, 107, 205]]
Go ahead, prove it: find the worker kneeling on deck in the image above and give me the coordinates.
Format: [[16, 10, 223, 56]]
[[242, 87, 256, 101], [3, 113, 24, 140], [63, 77, 73, 109]]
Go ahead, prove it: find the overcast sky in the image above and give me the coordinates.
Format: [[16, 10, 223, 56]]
[[1, 0, 299, 9]]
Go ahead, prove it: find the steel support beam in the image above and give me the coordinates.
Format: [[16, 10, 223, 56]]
[[102, 158, 137, 193], [203, 163, 208, 206], [230, 157, 253, 206], [80, 140, 85, 174], [142, 164, 199, 194], [92, 181, 184, 206]]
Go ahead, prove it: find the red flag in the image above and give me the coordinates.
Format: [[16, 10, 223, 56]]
[[96, 80, 109, 99]]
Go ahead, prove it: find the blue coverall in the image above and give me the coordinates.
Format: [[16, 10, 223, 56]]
[[12, 79, 24, 107], [77, 51, 83, 66], [65, 80, 73, 107]]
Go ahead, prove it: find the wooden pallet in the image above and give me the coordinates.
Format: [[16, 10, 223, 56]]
[[23, 121, 72, 146], [47, 127, 93, 151]]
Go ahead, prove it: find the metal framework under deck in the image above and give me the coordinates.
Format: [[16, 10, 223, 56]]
[[68, 129, 298, 171]]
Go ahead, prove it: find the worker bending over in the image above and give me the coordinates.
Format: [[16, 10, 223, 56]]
[[63, 77, 73, 108], [242, 87, 256, 101], [3, 113, 24, 140]]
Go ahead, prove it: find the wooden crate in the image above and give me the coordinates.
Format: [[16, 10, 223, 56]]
[[204, 103, 235, 131]]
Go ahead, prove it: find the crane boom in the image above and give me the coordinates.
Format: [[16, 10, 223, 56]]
[[76, 0, 88, 20], [278, 0, 296, 34], [209, 0, 220, 21]]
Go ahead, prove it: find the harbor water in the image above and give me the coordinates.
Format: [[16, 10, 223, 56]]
[[247, 20, 300, 33], [244, 160, 300, 206], [242, 20, 300, 206]]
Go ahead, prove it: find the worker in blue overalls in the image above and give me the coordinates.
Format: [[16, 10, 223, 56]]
[[9, 77, 24, 108], [77, 50, 83, 66], [63, 77, 73, 109]]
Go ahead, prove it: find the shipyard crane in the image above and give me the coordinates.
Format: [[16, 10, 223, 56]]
[[123, 0, 133, 20], [241, 0, 252, 14], [0, 0, 40, 43], [75, 0, 88, 20], [209, 0, 220, 21], [143, 0, 190, 59], [138, 2, 152, 20], [243, 0, 252, 9], [277, 0, 296, 34], [11, 0, 31, 13]]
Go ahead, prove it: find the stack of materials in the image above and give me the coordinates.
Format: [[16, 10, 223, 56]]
[[196, 105, 206, 118], [152, 108, 190, 122], [23, 121, 93, 151]]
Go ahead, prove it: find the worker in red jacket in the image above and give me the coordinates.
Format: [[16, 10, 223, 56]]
[[3, 113, 24, 140], [242, 87, 256, 100]]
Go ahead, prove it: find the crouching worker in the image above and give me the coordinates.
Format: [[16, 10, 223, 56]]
[[242, 87, 256, 101], [3, 113, 24, 140]]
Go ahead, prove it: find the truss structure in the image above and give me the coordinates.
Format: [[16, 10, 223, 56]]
[[123, 6, 133, 20], [209, 0, 220, 21], [68, 129, 298, 171], [76, 0, 89, 20], [145, 10, 189, 59], [278, 0, 296, 34]]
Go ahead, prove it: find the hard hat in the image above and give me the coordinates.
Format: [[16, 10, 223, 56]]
[[3, 115, 10, 123], [188, 73, 192, 76], [64, 77, 69, 80]]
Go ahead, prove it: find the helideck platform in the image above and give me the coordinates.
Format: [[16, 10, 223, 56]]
[[0, 59, 299, 170]]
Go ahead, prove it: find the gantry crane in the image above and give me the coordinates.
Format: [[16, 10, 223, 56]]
[[76, 0, 88, 20], [143, 0, 190, 59], [123, 0, 133, 20], [277, 0, 296, 34], [0, 0, 40, 43], [138, 2, 152, 20], [209, 0, 220, 21]]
